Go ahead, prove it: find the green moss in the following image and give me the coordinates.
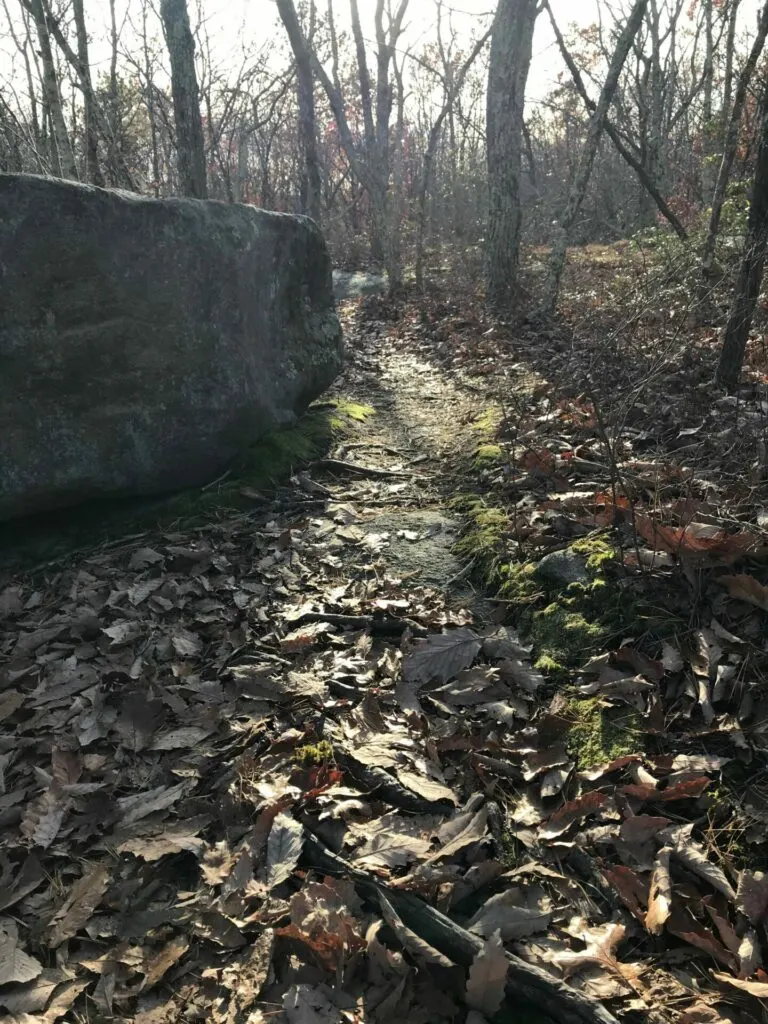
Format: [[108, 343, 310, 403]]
[[295, 740, 334, 766], [472, 407, 502, 436], [452, 495, 510, 577], [497, 561, 542, 604], [563, 697, 643, 769], [570, 535, 616, 572], [530, 604, 608, 673], [473, 443, 504, 467]]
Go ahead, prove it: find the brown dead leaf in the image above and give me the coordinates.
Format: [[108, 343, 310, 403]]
[[48, 863, 110, 947], [737, 870, 768, 925], [645, 846, 672, 935], [402, 627, 482, 685], [20, 785, 71, 849], [466, 930, 508, 1017], [468, 886, 551, 940], [712, 973, 768, 998], [718, 573, 768, 611], [0, 918, 42, 985], [264, 813, 303, 889], [539, 791, 611, 839], [142, 938, 189, 991]]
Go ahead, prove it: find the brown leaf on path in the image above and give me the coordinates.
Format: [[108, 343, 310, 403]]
[[117, 782, 187, 825], [718, 573, 768, 611], [220, 929, 274, 1010], [0, 855, 45, 912], [539, 791, 611, 839], [614, 646, 664, 682], [669, 838, 736, 902], [48, 863, 110, 947], [667, 905, 737, 970], [620, 815, 671, 845], [402, 627, 482, 685], [0, 917, 43, 985], [0, 967, 68, 1013], [737, 930, 760, 979], [396, 770, 457, 805], [468, 886, 551, 940], [20, 784, 71, 849], [645, 846, 672, 935], [264, 813, 303, 889], [0, 690, 24, 723], [737, 869, 768, 925], [621, 776, 711, 803], [634, 518, 762, 564], [712, 973, 768, 998], [352, 812, 433, 869], [600, 865, 648, 923], [142, 937, 189, 991], [466, 930, 508, 1017]]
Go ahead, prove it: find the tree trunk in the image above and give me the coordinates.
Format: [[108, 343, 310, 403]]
[[71, 0, 103, 185], [540, 0, 649, 316], [721, 0, 742, 140], [27, 0, 76, 179], [716, 79, 768, 389], [276, 0, 321, 224], [701, 0, 768, 291], [485, 0, 538, 311], [160, 0, 207, 199], [545, 0, 686, 241]]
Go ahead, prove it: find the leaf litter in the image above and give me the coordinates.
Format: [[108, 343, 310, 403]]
[[1, 294, 767, 1023]]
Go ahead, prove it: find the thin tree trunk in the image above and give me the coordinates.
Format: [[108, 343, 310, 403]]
[[160, 0, 207, 198], [701, 0, 768, 289], [276, 0, 321, 223], [26, 0, 76, 178], [716, 78, 768, 389], [485, 0, 538, 311], [72, 0, 103, 185], [415, 26, 491, 289], [540, 0, 649, 316], [545, 0, 687, 240], [721, 0, 742, 139]]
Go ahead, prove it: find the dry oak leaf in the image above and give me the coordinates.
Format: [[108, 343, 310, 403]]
[[645, 846, 672, 935], [712, 973, 768, 998], [466, 930, 508, 1017], [718, 574, 768, 611], [47, 863, 110, 947], [539, 791, 611, 839], [0, 917, 43, 985]]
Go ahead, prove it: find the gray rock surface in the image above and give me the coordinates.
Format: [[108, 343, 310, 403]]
[[535, 549, 590, 585], [0, 173, 343, 520], [332, 270, 388, 301]]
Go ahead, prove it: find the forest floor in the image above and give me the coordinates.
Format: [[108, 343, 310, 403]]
[[2, 248, 768, 1024]]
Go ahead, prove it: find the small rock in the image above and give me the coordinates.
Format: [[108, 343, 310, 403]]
[[535, 549, 589, 585]]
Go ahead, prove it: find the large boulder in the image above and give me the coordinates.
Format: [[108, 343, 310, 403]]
[[0, 173, 343, 521]]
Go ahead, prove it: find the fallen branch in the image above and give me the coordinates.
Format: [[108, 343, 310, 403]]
[[302, 831, 620, 1024], [284, 610, 429, 637], [318, 458, 416, 478]]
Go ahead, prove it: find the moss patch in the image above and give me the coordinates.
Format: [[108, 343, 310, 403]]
[[473, 443, 504, 467], [563, 697, 643, 769], [0, 399, 372, 571], [530, 604, 609, 674], [452, 495, 511, 578]]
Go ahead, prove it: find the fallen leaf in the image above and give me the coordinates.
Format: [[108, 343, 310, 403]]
[[466, 930, 508, 1016], [142, 937, 189, 990], [712, 973, 768, 997], [265, 814, 303, 889], [645, 846, 672, 935], [0, 918, 42, 985], [539, 792, 611, 839], [48, 863, 110, 947], [402, 628, 482, 685], [378, 893, 454, 967], [469, 887, 551, 940], [396, 771, 457, 806], [718, 573, 768, 611], [737, 869, 768, 925]]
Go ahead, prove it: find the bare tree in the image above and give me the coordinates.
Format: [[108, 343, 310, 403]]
[[485, 0, 539, 311], [23, 0, 76, 179], [160, 0, 207, 198], [701, 0, 768, 291], [276, 0, 321, 223], [71, 0, 103, 184], [716, 76, 768, 388], [540, 0, 649, 316]]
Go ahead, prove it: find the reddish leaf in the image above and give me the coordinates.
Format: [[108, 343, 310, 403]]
[[539, 792, 611, 839]]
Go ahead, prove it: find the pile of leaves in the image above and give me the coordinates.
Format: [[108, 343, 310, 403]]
[[2, 286, 768, 1024]]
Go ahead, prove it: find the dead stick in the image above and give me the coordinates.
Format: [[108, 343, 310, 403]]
[[302, 831, 619, 1024]]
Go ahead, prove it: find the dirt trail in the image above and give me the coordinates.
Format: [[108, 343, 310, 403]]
[[1, 303, 540, 1024]]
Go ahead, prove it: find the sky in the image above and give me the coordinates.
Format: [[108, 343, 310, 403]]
[[1, 0, 765, 116]]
